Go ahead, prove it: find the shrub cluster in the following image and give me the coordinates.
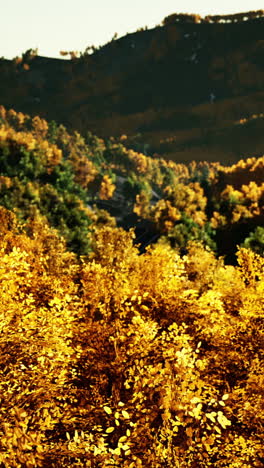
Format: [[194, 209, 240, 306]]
[[0, 207, 263, 467]]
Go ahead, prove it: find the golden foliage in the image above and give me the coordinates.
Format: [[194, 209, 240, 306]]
[[99, 174, 116, 200], [0, 107, 263, 466], [0, 123, 62, 170], [0, 212, 263, 467]]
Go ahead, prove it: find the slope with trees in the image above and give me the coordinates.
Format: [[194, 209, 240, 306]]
[[0, 11, 264, 164]]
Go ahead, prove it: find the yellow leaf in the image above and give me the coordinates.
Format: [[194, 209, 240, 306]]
[[214, 425, 221, 434], [103, 406, 112, 415], [122, 410, 130, 419], [206, 413, 216, 423], [191, 397, 200, 404], [106, 427, 115, 434], [192, 403, 203, 419], [122, 443, 130, 450], [217, 411, 231, 429]]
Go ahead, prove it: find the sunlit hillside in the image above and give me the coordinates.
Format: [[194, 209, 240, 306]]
[[1, 106, 263, 260], [0, 10, 264, 164]]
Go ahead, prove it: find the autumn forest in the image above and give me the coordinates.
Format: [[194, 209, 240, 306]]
[[0, 10, 264, 468]]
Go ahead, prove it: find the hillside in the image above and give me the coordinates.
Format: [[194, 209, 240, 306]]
[[0, 10, 264, 164], [1, 106, 263, 262]]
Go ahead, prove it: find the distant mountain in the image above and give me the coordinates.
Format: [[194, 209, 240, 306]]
[[0, 10, 264, 164]]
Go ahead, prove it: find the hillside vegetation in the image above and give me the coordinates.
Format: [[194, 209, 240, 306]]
[[0, 10, 264, 164], [0, 106, 263, 261], [0, 88, 263, 468]]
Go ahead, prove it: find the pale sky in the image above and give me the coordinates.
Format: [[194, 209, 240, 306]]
[[1, 0, 263, 59]]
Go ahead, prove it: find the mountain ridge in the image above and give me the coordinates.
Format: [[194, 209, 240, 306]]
[[0, 10, 264, 164]]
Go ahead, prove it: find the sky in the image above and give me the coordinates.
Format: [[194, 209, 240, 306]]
[[1, 0, 264, 59]]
